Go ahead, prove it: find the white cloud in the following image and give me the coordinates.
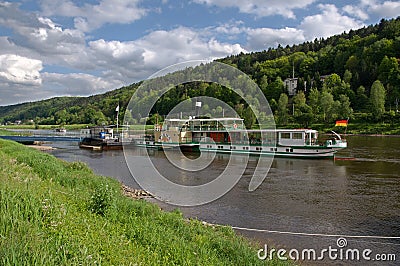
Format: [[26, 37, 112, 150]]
[[89, 27, 246, 81], [246, 27, 305, 51], [0, 2, 247, 105], [42, 72, 122, 96], [212, 21, 245, 36], [40, 0, 148, 32], [299, 4, 364, 39], [1, 1, 396, 106], [0, 54, 42, 85], [243, 3, 368, 50], [0, 2, 89, 68], [194, 0, 316, 18], [362, 0, 400, 19], [343, 5, 369, 20]]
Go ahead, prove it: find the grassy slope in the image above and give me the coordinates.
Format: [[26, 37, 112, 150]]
[[0, 139, 289, 265], [0, 129, 12, 135]]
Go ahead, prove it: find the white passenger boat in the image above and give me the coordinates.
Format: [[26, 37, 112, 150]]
[[132, 117, 347, 159]]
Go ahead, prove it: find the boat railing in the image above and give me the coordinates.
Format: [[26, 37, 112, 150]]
[[194, 138, 276, 146], [190, 126, 244, 131], [180, 137, 194, 143]]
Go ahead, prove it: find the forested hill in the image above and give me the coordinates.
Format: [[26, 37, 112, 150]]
[[1, 17, 399, 127], [0, 84, 140, 125]]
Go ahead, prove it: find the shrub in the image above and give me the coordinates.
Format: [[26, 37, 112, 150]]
[[88, 183, 113, 216]]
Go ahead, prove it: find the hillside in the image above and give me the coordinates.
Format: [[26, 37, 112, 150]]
[[1, 17, 399, 128], [0, 84, 140, 126]]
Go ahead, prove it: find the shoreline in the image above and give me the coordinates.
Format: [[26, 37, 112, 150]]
[[320, 132, 400, 137], [26, 144, 56, 151], [0, 138, 284, 265]]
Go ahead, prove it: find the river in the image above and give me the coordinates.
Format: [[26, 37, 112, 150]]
[[47, 135, 399, 265]]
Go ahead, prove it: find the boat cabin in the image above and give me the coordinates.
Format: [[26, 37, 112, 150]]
[[154, 118, 245, 144], [155, 118, 318, 147], [80, 126, 115, 140], [275, 129, 318, 147]]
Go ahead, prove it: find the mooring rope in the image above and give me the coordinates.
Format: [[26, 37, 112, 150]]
[[231, 226, 400, 239]]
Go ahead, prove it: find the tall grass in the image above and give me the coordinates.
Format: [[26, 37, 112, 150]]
[[0, 129, 16, 136], [0, 139, 290, 265]]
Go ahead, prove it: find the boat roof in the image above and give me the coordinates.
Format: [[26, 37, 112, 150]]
[[247, 129, 317, 133], [166, 117, 243, 122], [190, 129, 318, 133], [87, 125, 129, 129]]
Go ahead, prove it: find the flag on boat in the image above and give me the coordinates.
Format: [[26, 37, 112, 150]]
[[335, 119, 348, 127], [115, 105, 120, 112]]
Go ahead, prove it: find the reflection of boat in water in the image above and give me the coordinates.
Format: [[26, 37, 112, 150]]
[[130, 117, 347, 159], [79, 126, 124, 151]]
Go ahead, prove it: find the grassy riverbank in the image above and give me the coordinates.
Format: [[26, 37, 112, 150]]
[[0, 139, 288, 265], [277, 122, 400, 135], [0, 129, 13, 135], [1, 124, 90, 130]]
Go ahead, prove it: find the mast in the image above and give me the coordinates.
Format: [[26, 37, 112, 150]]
[[116, 104, 120, 136], [292, 61, 295, 79]]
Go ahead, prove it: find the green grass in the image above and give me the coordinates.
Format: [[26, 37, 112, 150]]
[[0, 139, 289, 265], [344, 122, 400, 135], [0, 129, 14, 135], [276, 122, 400, 135], [2, 124, 91, 130], [3, 124, 154, 131]]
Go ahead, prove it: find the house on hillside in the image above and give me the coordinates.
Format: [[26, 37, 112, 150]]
[[320, 75, 331, 83], [284, 77, 298, 96]]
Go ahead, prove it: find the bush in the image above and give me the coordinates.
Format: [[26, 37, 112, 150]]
[[88, 183, 113, 216]]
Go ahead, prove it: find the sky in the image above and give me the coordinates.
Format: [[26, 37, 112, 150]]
[[0, 0, 399, 106]]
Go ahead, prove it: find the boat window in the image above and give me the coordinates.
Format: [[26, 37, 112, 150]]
[[280, 132, 291, 139], [292, 133, 303, 139]]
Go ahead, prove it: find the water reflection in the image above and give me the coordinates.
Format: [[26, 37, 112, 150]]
[[48, 135, 400, 262]]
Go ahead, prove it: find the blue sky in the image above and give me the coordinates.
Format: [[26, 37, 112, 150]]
[[0, 0, 399, 106]]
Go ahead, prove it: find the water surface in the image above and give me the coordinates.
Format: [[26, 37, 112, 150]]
[[49, 135, 400, 264]]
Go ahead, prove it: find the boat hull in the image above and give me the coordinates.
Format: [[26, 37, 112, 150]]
[[198, 143, 338, 158], [130, 141, 343, 159], [79, 137, 124, 151]]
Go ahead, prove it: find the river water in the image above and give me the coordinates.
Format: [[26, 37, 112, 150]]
[[47, 135, 400, 265]]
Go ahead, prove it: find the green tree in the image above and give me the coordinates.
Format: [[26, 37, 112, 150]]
[[293, 91, 307, 106], [308, 88, 320, 115], [354, 86, 369, 112], [265, 77, 285, 101], [243, 106, 256, 128], [124, 109, 136, 124], [343, 70, 352, 84], [95, 110, 108, 125], [292, 91, 313, 127], [324, 74, 342, 92], [276, 93, 289, 125], [320, 89, 335, 122], [55, 109, 68, 125], [308, 87, 322, 122], [370, 80, 386, 119], [295, 104, 314, 127], [336, 94, 353, 119]]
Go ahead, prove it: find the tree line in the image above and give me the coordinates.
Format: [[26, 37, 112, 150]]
[[0, 17, 399, 128]]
